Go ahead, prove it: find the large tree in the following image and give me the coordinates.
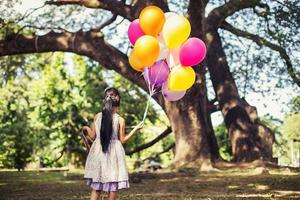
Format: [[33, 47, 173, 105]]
[[0, 0, 298, 168]]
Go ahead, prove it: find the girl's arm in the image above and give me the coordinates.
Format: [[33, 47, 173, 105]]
[[119, 117, 143, 144], [83, 114, 98, 140]]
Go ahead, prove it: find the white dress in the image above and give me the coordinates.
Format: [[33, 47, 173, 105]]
[[84, 112, 129, 192]]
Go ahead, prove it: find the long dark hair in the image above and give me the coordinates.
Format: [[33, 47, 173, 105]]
[[100, 87, 120, 153]]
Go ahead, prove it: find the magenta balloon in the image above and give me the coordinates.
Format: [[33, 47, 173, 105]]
[[162, 81, 186, 101], [143, 60, 169, 88], [179, 37, 207, 66], [128, 19, 145, 45]]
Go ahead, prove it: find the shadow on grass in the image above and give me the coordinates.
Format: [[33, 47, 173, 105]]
[[0, 168, 299, 200]]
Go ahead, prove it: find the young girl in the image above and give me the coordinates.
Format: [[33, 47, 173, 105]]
[[83, 87, 143, 200]]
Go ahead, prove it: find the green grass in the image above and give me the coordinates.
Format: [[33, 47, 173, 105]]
[[0, 168, 300, 199]]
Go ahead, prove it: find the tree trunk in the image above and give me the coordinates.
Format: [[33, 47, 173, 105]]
[[155, 41, 220, 168], [205, 26, 274, 162], [226, 99, 274, 162], [159, 80, 219, 170]]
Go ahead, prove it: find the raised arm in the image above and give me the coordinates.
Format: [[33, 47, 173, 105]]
[[118, 117, 143, 144]]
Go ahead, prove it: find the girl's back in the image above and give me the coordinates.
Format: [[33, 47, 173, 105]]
[[84, 112, 129, 191], [83, 87, 143, 199]]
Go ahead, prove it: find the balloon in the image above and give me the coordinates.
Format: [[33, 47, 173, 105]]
[[143, 60, 169, 87], [162, 15, 191, 48], [162, 81, 186, 101], [164, 12, 177, 20], [168, 65, 196, 91], [166, 47, 180, 69], [128, 19, 145, 45], [157, 34, 168, 60], [180, 38, 207, 66], [139, 5, 165, 36], [133, 35, 160, 67], [129, 51, 144, 72]]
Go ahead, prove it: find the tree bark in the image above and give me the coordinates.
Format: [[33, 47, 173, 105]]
[[159, 87, 216, 169], [205, 21, 274, 162]]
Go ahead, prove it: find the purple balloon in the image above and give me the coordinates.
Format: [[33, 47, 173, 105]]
[[143, 60, 169, 88], [162, 81, 186, 101]]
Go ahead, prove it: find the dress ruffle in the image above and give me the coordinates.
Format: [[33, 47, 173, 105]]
[[87, 179, 129, 192]]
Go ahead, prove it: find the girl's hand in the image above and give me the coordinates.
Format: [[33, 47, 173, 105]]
[[134, 122, 144, 131], [82, 126, 90, 133]]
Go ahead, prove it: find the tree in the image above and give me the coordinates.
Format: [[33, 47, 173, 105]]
[[0, 0, 298, 168], [214, 123, 232, 161], [0, 79, 34, 170]]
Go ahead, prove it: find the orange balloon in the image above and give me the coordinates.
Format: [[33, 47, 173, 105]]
[[139, 5, 165, 36], [129, 51, 144, 72], [133, 35, 160, 67]]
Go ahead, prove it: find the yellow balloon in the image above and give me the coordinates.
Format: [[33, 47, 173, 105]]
[[168, 65, 196, 91], [133, 35, 160, 67], [139, 5, 166, 36], [129, 51, 144, 72], [162, 15, 191, 48]]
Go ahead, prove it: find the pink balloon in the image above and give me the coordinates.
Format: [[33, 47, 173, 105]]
[[162, 81, 186, 101], [179, 38, 207, 67], [128, 19, 145, 45]]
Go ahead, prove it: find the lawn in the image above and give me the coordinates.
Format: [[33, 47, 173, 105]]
[[0, 168, 299, 199]]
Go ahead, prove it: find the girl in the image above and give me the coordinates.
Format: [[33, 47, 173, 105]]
[[83, 87, 143, 200]]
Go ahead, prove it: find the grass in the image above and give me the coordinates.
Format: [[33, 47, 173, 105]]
[[0, 168, 300, 199]]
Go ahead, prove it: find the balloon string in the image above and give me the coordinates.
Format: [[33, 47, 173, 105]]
[[142, 93, 151, 123], [141, 60, 165, 124], [142, 75, 157, 124]]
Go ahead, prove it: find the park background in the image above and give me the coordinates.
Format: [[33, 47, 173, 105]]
[[0, 0, 299, 199]]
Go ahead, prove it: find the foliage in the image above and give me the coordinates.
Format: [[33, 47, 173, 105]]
[[214, 123, 232, 161], [0, 80, 34, 170], [289, 96, 300, 114], [0, 52, 168, 169], [260, 97, 300, 166]]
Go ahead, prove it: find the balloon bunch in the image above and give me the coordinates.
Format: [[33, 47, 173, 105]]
[[128, 5, 206, 101]]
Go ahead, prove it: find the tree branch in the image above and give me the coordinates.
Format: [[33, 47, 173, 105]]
[[0, 30, 148, 89], [93, 14, 117, 31], [43, 147, 66, 167], [126, 126, 172, 155], [46, 0, 170, 21], [220, 21, 300, 87], [142, 142, 175, 162], [206, 0, 261, 28], [208, 104, 220, 114], [209, 96, 218, 105], [187, 0, 207, 37], [46, 0, 135, 20]]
